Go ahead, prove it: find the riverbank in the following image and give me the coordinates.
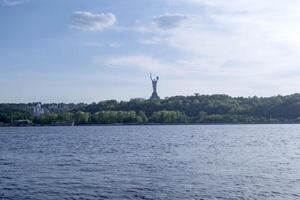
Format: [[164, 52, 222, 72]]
[[2, 121, 300, 127], [3, 94, 300, 125]]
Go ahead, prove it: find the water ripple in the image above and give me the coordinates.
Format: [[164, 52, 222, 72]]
[[1, 125, 300, 199]]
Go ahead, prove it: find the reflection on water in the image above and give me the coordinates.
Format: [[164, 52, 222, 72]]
[[1, 125, 300, 199]]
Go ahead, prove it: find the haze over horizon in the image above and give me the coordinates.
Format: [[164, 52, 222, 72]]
[[2, 0, 300, 103]]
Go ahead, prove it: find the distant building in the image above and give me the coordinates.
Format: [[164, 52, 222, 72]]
[[46, 104, 71, 113], [33, 103, 45, 117]]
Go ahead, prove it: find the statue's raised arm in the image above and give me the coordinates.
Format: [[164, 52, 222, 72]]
[[150, 73, 153, 81]]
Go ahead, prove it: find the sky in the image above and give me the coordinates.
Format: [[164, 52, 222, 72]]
[[1, 0, 300, 103]]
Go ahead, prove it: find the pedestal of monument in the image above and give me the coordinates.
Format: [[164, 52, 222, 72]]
[[150, 92, 160, 100]]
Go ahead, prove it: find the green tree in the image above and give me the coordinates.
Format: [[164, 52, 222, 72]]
[[74, 111, 91, 124]]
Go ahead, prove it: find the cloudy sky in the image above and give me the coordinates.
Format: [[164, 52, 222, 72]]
[[1, 0, 300, 103]]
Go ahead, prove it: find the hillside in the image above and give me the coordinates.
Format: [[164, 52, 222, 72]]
[[2, 94, 300, 125]]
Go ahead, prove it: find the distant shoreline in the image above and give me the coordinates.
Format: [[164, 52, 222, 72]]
[[2, 122, 300, 127], [3, 93, 300, 126]]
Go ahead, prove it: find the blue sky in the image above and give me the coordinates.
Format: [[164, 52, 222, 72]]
[[1, 0, 300, 103]]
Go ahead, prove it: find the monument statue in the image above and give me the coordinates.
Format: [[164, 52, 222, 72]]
[[150, 73, 160, 100]]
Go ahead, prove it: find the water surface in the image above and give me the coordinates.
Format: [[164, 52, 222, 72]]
[[1, 125, 300, 199]]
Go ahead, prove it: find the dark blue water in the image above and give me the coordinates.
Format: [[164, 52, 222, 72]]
[[1, 125, 300, 200]]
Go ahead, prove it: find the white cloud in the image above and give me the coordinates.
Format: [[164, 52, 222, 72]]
[[71, 11, 116, 31], [98, 54, 228, 78], [168, 0, 284, 12], [1, 0, 28, 6], [74, 1, 300, 97], [137, 2, 300, 78], [139, 37, 162, 45], [153, 13, 191, 30], [98, 55, 172, 73], [82, 41, 120, 48], [124, 1, 300, 96], [109, 42, 121, 48], [82, 42, 104, 47]]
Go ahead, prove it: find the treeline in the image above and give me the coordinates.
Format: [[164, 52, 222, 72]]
[[32, 110, 187, 125], [2, 93, 300, 124]]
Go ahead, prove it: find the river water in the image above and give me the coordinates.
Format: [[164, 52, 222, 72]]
[[1, 125, 300, 199]]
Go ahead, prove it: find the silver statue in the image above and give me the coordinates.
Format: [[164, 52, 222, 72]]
[[150, 73, 160, 100]]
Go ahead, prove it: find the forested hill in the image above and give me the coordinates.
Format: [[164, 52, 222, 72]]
[[2, 93, 300, 125]]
